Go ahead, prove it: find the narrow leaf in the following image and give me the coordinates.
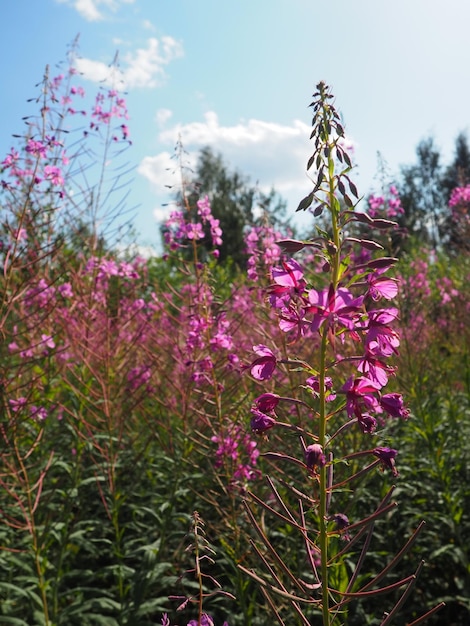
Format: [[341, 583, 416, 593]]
[[296, 191, 315, 212]]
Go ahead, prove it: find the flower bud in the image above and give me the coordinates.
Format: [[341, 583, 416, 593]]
[[251, 408, 276, 433], [305, 443, 326, 471], [254, 393, 280, 413]]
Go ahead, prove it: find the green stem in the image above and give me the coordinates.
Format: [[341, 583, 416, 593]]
[[15, 439, 51, 626], [193, 520, 204, 624], [318, 328, 330, 626], [318, 87, 342, 625]]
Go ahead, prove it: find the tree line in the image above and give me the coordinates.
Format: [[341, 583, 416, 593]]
[[164, 134, 470, 266]]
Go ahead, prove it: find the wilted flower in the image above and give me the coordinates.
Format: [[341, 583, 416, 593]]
[[305, 375, 336, 401], [358, 412, 377, 434], [332, 513, 351, 541], [251, 408, 276, 433], [305, 443, 326, 471], [380, 393, 410, 419], [373, 446, 398, 477]]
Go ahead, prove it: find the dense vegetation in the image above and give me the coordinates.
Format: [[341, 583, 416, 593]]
[[0, 55, 469, 626]]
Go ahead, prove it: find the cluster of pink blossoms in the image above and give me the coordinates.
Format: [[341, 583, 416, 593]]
[[211, 424, 261, 485], [2, 135, 67, 192], [368, 185, 404, 219], [245, 225, 283, 281], [448, 185, 470, 235], [161, 612, 229, 626], [9, 397, 48, 421], [163, 195, 222, 257], [448, 185, 470, 207], [90, 89, 130, 142], [1, 69, 130, 201], [247, 254, 407, 475]]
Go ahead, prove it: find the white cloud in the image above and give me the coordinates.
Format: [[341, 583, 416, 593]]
[[56, 0, 135, 21], [156, 108, 173, 127], [138, 112, 324, 223], [122, 37, 183, 89], [139, 111, 359, 227], [151, 113, 311, 191], [74, 57, 116, 84], [75, 37, 184, 89], [138, 149, 198, 221], [142, 19, 156, 32]]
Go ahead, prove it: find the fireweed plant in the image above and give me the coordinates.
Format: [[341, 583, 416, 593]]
[[0, 49, 150, 625], [240, 83, 444, 625], [3, 52, 467, 624], [153, 146, 283, 623], [166, 511, 233, 626]]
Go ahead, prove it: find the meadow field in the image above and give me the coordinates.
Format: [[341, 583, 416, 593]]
[[0, 63, 469, 626]]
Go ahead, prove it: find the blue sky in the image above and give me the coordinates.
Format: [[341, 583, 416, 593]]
[[2, 0, 470, 249]]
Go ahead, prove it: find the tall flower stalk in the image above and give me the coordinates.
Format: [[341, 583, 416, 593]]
[[241, 82, 444, 625]]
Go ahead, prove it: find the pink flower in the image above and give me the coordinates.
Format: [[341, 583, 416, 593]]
[[254, 393, 280, 412], [58, 283, 73, 298], [185, 222, 204, 240], [449, 185, 470, 207], [25, 139, 47, 158], [357, 349, 394, 387], [308, 285, 363, 333], [71, 85, 85, 97], [248, 345, 277, 381], [365, 308, 400, 356], [30, 405, 48, 421], [13, 227, 27, 242], [41, 334, 55, 350], [340, 376, 381, 420], [269, 258, 306, 307], [9, 397, 27, 412], [197, 195, 212, 219], [367, 271, 399, 301], [278, 305, 308, 340], [127, 365, 152, 391], [271, 258, 305, 289], [2, 148, 20, 168], [209, 218, 223, 247], [44, 165, 64, 186]]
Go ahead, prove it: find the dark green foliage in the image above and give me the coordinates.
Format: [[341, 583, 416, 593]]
[[397, 137, 445, 249], [0, 435, 186, 625], [347, 388, 470, 625], [168, 146, 288, 268], [439, 132, 470, 252], [397, 132, 470, 254], [3, 52, 470, 626], [441, 132, 470, 200]]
